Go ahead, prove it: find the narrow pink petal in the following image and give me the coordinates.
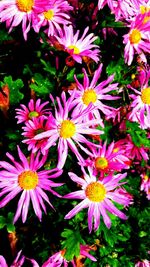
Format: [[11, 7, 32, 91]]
[[65, 199, 88, 219]]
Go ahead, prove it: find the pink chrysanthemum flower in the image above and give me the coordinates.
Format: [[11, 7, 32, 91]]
[[34, 92, 103, 169], [55, 25, 100, 63], [123, 14, 150, 65], [71, 63, 119, 123], [98, 0, 115, 11], [22, 115, 55, 154], [83, 141, 130, 176], [15, 98, 50, 124], [140, 173, 150, 200], [135, 259, 150, 267], [0, 250, 39, 267], [64, 167, 130, 232], [0, 0, 51, 40], [33, 0, 73, 37], [0, 146, 63, 223]]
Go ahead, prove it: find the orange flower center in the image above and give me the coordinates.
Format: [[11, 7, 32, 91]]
[[82, 89, 97, 106], [85, 182, 106, 202], [95, 157, 108, 170], [60, 120, 76, 139], [129, 29, 141, 44], [44, 9, 54, 20], [141, 88, 150, 104], [143, 175, 149, 181], [16, 0, 34, 12], [140, 5, 150, 14], [68, 45, 80, 54], [28, 111, 39, 119], [18, 170, 38, 190]]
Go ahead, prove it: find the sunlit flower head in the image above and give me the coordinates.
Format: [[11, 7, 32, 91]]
[[33, 0, 73, 37], [83, 141, 130, 176], [123, 14, 150, 65], [0, 250, 39, 267], [0, 0, 51, 40], [22, 115, 55, 154], [15, 98, 50, 124], [55, 25, 100, 63], [64, 167, 130, 232], [0, 146, 63, 223], [71, 63, 119, 123], [34, 92, 103, 169]]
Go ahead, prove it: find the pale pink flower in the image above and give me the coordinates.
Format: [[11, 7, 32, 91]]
[[71, 63, 119, 124], [123, 14, 150, 65], [135, 259, 150, 267], [55, 25, 100, 63], [33, 0, 73, 37], [0, 0, 50, 40], [64, 167, 130, 232], [0, 250, 39, 267], [0, 146, 63, 223], [34, 92, 103, 169], [22, 115, 54, 154], [15, 98, 50, 124]]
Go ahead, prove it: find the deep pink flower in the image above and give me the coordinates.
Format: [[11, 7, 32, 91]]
[[15, 98, 50, 124], [0, 146, 63, 223], [55, 25, 100, 63], [123, 14, 150, 65], [135, 259, 150, 267], [0, 0, 51, 40], [34, 92, 103, 169], [64, 167, 130, 232]]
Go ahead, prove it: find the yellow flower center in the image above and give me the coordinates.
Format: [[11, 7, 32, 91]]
[[143, 175, 149, 181], [28, 111, 39, 119], [129, 29, 141, 44], [95, 157, 108, 170], [44, 9, 54, 20], [113, 147, 119, 153], [68, 45, 80, 54], [18, 170, 38, 190], [82, 89, 97, 106], [16, 0, 34, 12], [60, 120, 76, 139], [140, 5, 150, 14], [85, 182, 106, 202], [143, 16, 150, 24], [141, 88, 150, 104]]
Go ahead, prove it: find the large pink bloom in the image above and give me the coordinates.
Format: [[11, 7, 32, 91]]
[[123, 13, 150, 65], [15, 98, 50, 124], [55, 25, 100, 63], [0, 146, 63, 223], [64, 167, 130, 232], [33, 0, 73, 37], [71, 63, 119, 124], [0, 0, 51, 40], [34, 92, 103, 169]]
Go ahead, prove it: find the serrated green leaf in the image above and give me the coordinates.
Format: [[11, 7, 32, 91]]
[[66, 68, 75, 82]]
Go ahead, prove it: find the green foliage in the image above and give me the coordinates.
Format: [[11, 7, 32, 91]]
[[0, 212, 15, 233], [30, 73, 54, 96]]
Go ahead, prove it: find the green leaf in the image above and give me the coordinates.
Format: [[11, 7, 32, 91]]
[[0, 216, 6, 229], [66, 68, 76, 82], [30, 73, 54, 96], [40, 59, 56, 76], [6, 212, 15, 233]]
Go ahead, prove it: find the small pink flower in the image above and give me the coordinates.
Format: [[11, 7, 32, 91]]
[[135, 259, 150, 267], [64, 167, 130, 232], [55, 25, 100, 63], [15, 98, 50, 124]]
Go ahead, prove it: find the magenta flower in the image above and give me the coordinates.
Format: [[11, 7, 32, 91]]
[[64, 167, 130, 232], [0, 146, 63, 223], [140, 173, 150, 200], [123, 14, 150, 65], [0, 0, 51, 40], [34, 92, 103, 169], [135, 259, 150, 267], [55, 25, 100, 63], [33, 0, 73, 37], [15, 98, 50, 124], [72, 63, 119, 123], [0, 250, 39, 267], [22, 115, 55, 154]]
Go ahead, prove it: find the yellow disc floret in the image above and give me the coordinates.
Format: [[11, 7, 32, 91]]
[[16, 0, 34, 12], [141, 87, 150, 104], [44, 9, 54, 20], [85, 182, 106, 202], [140, 5, 150, 14], [18, 170, 38, 190], [95, 157, 108, 170], [28, 111, 39, 119], [60, 120, 76, 139], [68, 45, 80, 54], [82, 89, 97, 106], [129, 29, 141, 44]]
